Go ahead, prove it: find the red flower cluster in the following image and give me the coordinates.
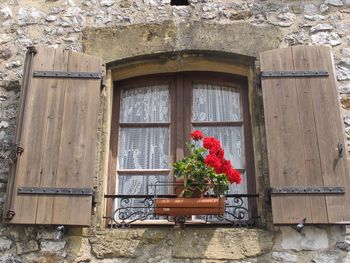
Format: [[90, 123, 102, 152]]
[[202, 136, 241, 184], [191, 130, 203, 141]]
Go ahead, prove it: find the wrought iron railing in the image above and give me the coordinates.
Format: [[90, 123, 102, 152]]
[[104, 193, 259, 228]]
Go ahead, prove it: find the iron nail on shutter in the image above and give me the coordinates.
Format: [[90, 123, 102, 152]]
[[17, 187, 94, 196], [33, 71, 101, 79], [270, 187, 345, 194], [261, 70, 329, 78]]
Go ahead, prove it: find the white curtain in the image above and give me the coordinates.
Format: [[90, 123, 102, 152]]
[[121, 85, 169, 123], [192, 84, 241, 122], [117, 84, 170, 198], [118, 127, 169, 170]]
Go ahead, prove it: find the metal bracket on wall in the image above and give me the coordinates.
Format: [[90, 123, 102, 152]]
[[17, 187, 94, 196], [270, 187, 345, 194], [33, 71, 101, 79], [261, 70, 329, 78]]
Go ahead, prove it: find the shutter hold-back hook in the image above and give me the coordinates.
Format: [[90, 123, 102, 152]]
[[338, 143, 343, 158]]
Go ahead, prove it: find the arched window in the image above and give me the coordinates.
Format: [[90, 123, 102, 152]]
[[108, 71, 256, 223]]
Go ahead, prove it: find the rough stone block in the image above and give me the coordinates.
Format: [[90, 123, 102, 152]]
[[36, 228, 58, 240], [16, 240, 39, 255], [90, 228, 273, 260], [0, 48, 12, 60], [337, 241, 350, 252], [280, 226, 329, 251], [340, 83, 350, 94], [311, 32, 341, 46], [0, 254, 21, 263], [0, 237, 13, 252], [271, 251, 298, 262], [325, 0, 344, 7], [82, 21, 282, 62], [40, 240, 66, 252], [312, 254, 339, 263]]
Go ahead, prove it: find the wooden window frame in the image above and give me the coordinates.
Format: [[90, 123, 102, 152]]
[[106, 71, 256, 222]]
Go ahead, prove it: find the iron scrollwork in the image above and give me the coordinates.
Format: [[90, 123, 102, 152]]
[[105, 193, 259, 228]]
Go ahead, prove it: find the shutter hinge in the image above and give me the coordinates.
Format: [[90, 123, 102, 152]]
[[33, 71, 102, 79], [270, 187, 345, 194], [261, 70, 329, 78], [18, 187, 94, 196]]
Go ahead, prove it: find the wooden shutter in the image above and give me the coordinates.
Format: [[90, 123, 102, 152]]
[[5, 46, 102, 226], [260, 45, 350, 224]]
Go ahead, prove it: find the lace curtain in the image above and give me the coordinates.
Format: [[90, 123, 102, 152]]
[[117, 84, 170, 198], [119, 127, 169, 170], [120, 85, 169, 123], [192, 84, 241, 122]]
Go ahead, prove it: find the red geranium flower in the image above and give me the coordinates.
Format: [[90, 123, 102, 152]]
[[203, 137, 221, 150], [191, 130, 203, 141], [204, 154, 222, 173], [209, 146, 224, 158], [226, 168, 241, 184]]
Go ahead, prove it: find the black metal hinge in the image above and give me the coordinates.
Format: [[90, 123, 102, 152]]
[[18, 187, 94, 196], [33, 71, 101, 79], [271, 187, 345, 195], [261, 70, 329, 78]]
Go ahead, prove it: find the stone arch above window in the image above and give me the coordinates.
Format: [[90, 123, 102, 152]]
[[82, 21, 282, 63]]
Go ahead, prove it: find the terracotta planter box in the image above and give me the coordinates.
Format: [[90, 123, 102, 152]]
[[155, 198, 225, 216]]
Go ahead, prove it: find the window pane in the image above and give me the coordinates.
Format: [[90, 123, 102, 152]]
[[192, 84, 241, 122], [118, 128, 169, 169], [115, 175, 169, 221], [120, 85, 169, 123], [197, 126, 244, 169], [117, 175, 169, 195]]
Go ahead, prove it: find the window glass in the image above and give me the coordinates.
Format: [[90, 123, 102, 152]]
[[192, 84, 241, 122], [117, 175, 169, 195], [121, 85, 169, 123], [118, 127, 169, 169]]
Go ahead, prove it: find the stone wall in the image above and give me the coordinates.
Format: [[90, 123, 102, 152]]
[[1, 0, 350, 262]]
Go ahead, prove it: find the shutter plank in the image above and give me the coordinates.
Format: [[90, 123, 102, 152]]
[[260, 47, 312, 224], [52, 51, 101, 226], [260, 49, 284, 223], [36, 48, 70, 224], [11, 47, 55, 224], [305, 46, 350, 223], [291, 46, 328, 223]]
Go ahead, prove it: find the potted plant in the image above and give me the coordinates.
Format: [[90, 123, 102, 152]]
[[155, 130, 241, 216]]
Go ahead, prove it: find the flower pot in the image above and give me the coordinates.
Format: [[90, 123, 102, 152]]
[[155, 197, 225, 216]]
